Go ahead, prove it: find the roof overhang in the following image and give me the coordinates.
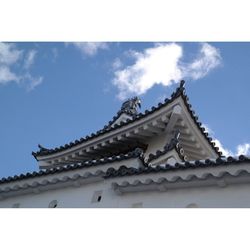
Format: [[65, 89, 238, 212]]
[[110, 157, 250, 194], [0, 150, 145, 200], [33, 83, 221, 168]]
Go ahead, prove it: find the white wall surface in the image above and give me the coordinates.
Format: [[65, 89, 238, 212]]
[[1, 173, 250, 208]]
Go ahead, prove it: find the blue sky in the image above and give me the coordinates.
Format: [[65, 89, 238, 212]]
[[0, 42, 250, 178]]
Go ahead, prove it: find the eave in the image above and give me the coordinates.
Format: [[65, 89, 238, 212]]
[[111, 169, 250, 194], [107, 155, 250, 194], [33, 81, 222, 168], [0, 155, 249, 200], [0, 148, 145, 185], [0, 149, 145, 200]]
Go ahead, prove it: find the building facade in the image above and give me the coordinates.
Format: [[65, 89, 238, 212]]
[[0, 80, 250, 208]]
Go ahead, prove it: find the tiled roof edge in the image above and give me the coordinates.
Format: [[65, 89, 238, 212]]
[[111, 169, 250, 191], [1, 148, 144, 185], [0, 170, 105, 195], [104, 155, 250, 179], [32, 80, 222, 158], [179, 84, 222, 157]]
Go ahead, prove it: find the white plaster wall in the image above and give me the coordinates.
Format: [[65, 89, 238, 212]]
[[1, 177, 250, 208], [1, 161, 250, 208], [116, 184, 250, 208]]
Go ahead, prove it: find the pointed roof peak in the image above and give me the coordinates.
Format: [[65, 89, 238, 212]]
[[170, 80, 186, 99], [32, 78, 222, 160], [180, 80, 185, 88]]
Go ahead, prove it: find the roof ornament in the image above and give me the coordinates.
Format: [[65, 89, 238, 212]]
[[180, 80, 185, 89], [38, 144, 49, 152], [171, 80, 186, 99], [120, 96, 141, 115]]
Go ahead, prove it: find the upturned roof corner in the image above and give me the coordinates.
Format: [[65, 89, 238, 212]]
[[32, 80, 222, 167]]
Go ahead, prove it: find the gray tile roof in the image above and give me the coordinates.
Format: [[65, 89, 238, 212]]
[[0, 148, 144, 185], [104, 155, 250, 179], [32, 80, 222, 158]]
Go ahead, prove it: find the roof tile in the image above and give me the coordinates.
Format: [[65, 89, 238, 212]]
[[32, 80, 222, 159]]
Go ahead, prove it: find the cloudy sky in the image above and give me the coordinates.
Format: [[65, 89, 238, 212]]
[[0, 42, 250, 178]]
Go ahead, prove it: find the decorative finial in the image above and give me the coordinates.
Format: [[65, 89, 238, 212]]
[[180, 80, 185, 88], [120, 96, 141, 115], [171, 80, 186, 99]]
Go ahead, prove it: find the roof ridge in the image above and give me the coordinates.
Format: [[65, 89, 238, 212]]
[[104, 155, 250, 179], [2, 148, 145, 185], [111, 169, 250, 191], [3, 153, 249, 186]]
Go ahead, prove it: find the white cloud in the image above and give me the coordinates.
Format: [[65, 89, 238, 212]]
[[0, 42, 22, 65], [203, 124, 214, 136], [213, 139, 232, 157], [0, 43, 21, 84], [22, 73, 43, 91], [204, 124, 250, 157], [113, 43, 222, 100], [113, 43, 183, 100], [24, 49, 37, 69], [0, 42, 43, 91], [0, 66, 19, 84], [183, 43, 221, 80], [69, 42, 108, 56], [204, 124, 232, 157], [236, 143, 250, 155], [112, 58, 123, 69]]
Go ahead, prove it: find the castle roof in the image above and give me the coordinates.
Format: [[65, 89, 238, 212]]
[[32, 80, 222, 169], [0, 154, 249, 199], [0, 80, 249, 203]]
